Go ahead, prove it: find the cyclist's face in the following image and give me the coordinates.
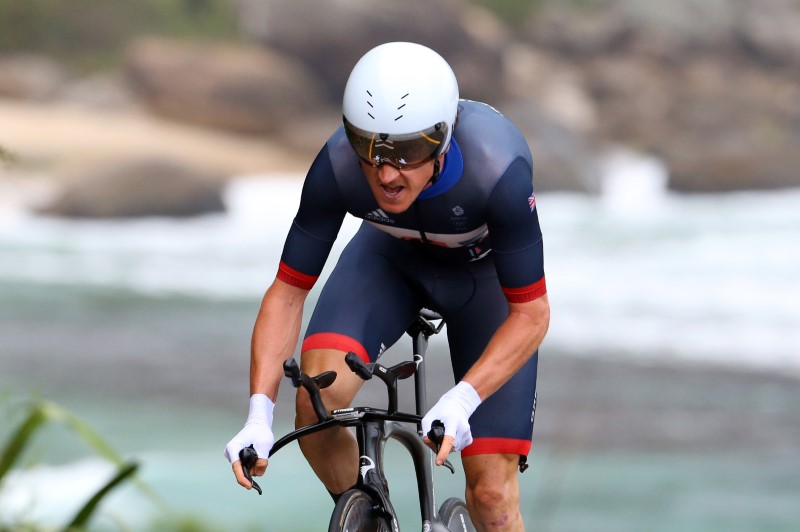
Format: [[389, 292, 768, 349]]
[[360, 154, 444, 214]]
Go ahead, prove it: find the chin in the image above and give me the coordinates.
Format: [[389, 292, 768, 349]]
[[378, 201, 411, 215]]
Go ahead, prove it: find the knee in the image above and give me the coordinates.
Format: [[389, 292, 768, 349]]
[[467, 478, 518, 518], [294, 388, 317, 427], [465, 457, 522, 530], [294, 380, 354, 428], [294, 348, 361, 428]]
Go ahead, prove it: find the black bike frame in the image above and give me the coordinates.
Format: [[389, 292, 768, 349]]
[[267, 311, 452, 531]]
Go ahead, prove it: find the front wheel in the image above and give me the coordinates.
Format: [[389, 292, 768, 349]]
[[328, 489, 392, 532], [439, 497, 476, 532]]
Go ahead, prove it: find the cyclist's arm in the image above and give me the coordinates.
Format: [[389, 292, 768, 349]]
[[230, 278, 308, 489], [462, 294, 549, 401], [463, 155, 548, 400], [250, 278, 310, 399], [228, 141, 346, 485], [250, 142, 347, 399]]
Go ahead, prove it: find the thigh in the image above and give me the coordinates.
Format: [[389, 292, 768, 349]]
[[303, 223, 423, 364], [442, 259, 539, 458]]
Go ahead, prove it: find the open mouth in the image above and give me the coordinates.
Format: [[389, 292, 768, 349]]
[[380, 184, 404, 200]]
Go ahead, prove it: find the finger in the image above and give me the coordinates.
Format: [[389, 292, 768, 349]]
[[422, 436, 437, 454], [231, 460, 252, 489], [435, 435, 455, 466], [253, 457, 269, 477]]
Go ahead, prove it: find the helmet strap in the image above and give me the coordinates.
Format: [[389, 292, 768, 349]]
[[428, 158, 441, 188]]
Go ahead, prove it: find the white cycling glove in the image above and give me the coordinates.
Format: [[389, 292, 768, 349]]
[[224, 394, 276, 463], [421, 381, 482, 452]]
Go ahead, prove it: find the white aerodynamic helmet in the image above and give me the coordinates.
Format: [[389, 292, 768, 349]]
[[343, 42, 459, 169]]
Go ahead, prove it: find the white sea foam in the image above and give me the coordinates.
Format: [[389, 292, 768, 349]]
[[1, 171, 798, 374]]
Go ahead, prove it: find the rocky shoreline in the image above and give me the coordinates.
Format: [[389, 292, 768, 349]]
[[1, 0, 799, 218]]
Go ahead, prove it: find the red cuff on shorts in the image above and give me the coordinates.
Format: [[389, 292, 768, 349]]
[[461, 437, 532, 457], [301, 333, 370, 363]]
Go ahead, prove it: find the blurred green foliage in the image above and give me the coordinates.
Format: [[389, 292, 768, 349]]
[[0, 401, 148, 530], [0, 0, 556, 72], [0, 0, 239, 72], [0, 144, 16, 166], [471, 0, 545, 28], [0, 397, 219, 531]]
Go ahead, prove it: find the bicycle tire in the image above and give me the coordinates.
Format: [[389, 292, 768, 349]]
[[438, 497, 476, 532], [328, 489, 392, 532]]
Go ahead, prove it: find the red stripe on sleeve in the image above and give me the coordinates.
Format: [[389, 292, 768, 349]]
[[301, 333, 370, 363], [461, 437, 532, 457], [277, 261, 318, 290], [501, 277, 547, 303]]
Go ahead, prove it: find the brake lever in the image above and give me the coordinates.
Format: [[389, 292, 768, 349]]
[[238, 445, 262, 495], [426, 420, 455, 474]]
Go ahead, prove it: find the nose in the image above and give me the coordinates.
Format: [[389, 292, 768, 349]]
[[376, 163, 400, 183]]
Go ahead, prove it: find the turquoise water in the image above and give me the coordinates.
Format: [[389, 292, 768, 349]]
[[2, 282, 799, 531], [4, 393, 799, 531]]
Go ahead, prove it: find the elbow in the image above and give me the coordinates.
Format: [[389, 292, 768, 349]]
[[509, 293, 550, 340], [534, 294, 550, 335]]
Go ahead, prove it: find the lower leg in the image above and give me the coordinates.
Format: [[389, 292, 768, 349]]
[[463, 454, 524, 531], [296, 349, 363, 494]]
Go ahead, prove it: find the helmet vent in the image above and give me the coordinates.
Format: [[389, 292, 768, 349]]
[[366, 90, 375, 119], [395, 93, 409, 120]]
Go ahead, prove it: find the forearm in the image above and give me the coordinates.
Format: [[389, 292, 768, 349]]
[[462, 294, 550, 400], [249, 279, 308, 400]]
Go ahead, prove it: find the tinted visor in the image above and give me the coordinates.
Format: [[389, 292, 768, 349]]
[[343, 118, 448, 169]]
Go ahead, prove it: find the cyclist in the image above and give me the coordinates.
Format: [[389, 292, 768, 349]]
[[225, 42, 549, 531]]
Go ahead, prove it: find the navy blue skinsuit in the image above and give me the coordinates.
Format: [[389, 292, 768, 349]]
[[276, 100, 546, 457]]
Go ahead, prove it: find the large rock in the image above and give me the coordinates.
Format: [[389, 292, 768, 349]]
[[0, 54, 65, 100], [235, 0, 510, 104], [519, 0, 800, 191], [582, 53, 800, 191], [41, 159, 225, 218], [124, 37, 327, 134], [523, 0, 738, 57]]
